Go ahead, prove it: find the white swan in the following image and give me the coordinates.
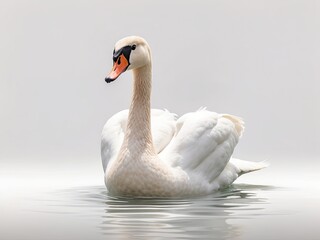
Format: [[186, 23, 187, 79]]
[[102, 36, 267, 197]]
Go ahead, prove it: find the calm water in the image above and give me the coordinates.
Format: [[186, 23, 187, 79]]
[[2, 181, 320, 240]]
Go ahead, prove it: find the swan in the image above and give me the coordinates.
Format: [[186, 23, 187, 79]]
[[102, 36, 267, 197]]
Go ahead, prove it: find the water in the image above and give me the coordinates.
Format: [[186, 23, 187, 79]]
[[2, 181, 320, 240]]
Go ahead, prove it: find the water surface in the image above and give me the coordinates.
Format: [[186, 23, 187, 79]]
[[2, 182, 319, 240]]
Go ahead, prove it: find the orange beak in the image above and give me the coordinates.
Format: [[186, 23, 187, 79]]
[[105, 53, 129, 83]]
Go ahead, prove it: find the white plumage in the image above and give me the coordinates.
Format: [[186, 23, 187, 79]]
[[102, 36, 267, 197]]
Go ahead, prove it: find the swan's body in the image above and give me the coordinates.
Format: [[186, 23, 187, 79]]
[[102, 36, 267, 197]]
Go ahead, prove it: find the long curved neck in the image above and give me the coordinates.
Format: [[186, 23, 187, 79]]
[[123, 62, 155, 155]]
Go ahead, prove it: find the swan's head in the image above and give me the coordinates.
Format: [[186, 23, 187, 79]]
[[105, 36, 151, 83]]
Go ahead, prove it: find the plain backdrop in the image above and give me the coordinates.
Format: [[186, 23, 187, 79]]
[[0, 0, 319, 187]]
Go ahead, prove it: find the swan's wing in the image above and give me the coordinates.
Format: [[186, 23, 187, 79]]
[[150, 109, 177, 153], [101, 110, 128, 172], [101, 109, 176, 172], [159, 109, 244, 187]]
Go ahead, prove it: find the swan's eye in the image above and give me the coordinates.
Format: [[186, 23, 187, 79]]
[[131, 45, 136, 50]]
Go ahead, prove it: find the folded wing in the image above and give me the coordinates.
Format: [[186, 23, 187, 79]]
[[159, 109, 244, 191]]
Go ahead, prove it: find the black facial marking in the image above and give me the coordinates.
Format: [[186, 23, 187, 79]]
[[113, 49, 121, 62], [117, 56, 121, 65], [131, 44, 136, 50], [112, 45, 133, 64]]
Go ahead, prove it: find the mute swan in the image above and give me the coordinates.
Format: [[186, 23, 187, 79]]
[[102, 36, 267, 197]]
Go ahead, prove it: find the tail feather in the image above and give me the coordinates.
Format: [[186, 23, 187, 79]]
[[230, 158, 269, 176]]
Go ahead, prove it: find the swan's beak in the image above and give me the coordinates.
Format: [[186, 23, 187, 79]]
[[105, 54, 129, 83]]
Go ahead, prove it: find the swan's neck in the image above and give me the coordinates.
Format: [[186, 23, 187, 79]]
[[123, 63, 155, 155]]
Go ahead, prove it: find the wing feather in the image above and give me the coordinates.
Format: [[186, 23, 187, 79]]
[[101, 110, 128, 172], [160, 109, 242, 186]]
